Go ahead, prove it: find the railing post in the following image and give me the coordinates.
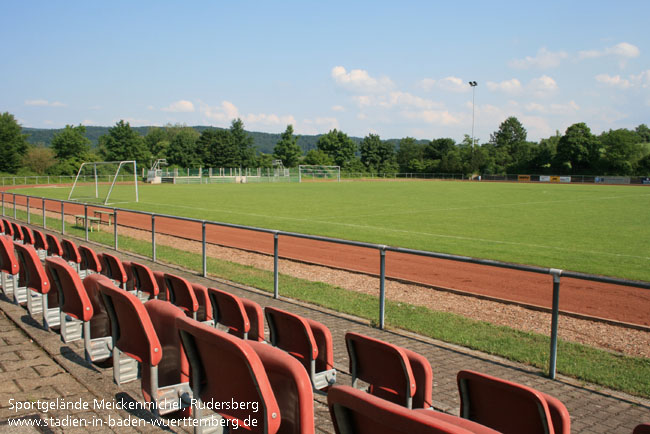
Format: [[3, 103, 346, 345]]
[[42, 198, 46, 228], [273, 232, 279, 299], [13, 195, 16, 219], [202, 221, 207, 278], [84, 205, 89, 241], [379, 246, 387, 330], [151, 215, 156, 262], [26, 197, 30, 223], [548, 268, 562, 380], [61, 201, 65, 234], [113, 209, 118, 250], [1, 192, 4, 216]]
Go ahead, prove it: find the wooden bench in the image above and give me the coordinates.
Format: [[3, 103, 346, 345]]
[[93, 210, 114, 226], [74, 215, 101, 232]]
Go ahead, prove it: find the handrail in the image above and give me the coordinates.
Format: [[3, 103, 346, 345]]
[[2, 190, 648, 380]]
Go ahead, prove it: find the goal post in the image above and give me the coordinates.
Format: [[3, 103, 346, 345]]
[[68, 161, 139, 205], [298, 165, 341, 183]]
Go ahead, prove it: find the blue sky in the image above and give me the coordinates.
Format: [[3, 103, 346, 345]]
[[2, 0, 649, 143]]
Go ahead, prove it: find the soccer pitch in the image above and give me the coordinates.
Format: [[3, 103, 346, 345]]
[[15, 180, 650, 281]]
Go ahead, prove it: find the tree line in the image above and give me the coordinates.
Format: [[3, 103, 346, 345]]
[[1, 111, 649, 176]]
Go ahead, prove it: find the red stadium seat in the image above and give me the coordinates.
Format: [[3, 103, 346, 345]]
[[78, 245, 102, 277], [99, 252, 128, 289], [248, 340, 315, 434], [98, 279, 162, 385], [142, 299, 192, 417], [175, 316, 282, 433], [45, 257, 93, 343], [14, 242, 59, 330], [11, 222, 23, 243], [20, 225, 35, 245], [126, 261, 159, 302], [208, 287, 251, 338], [328, 385, 498, 434], [46, 233, 63, 257], [32, 229, 49, 260], [1, 219, 12, 237], [634, 424, 650, 434], [191, 282, 213, 324], [61, 238, 82, 274], [163, 273, 199, 320], [0, 235, 20, 300], [80, 274, 113, 363], [457, 370, 570, 434], [345, 332, 433, 409], [265, 306, 337, 391]]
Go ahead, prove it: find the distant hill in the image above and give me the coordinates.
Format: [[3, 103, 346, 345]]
[[22, 126, 427, 155]]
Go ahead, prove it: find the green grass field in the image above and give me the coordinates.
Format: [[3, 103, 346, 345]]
[[13, 180, 650, 281]]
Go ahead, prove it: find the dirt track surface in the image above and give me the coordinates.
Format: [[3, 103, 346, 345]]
[[16, 194, 650, 327]]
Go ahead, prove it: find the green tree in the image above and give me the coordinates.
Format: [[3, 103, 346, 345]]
[[555, 123, 600, 173], [489, 116, 531, 172], [199, 129, 240, 168], [51, 124, 91, 162], [257, 153, 274, 169], [316, 129, 357, 167], [23, 145, 56, 175], [530, 132, 560, 173], [303, 149, 334, 165], [359, 134, 397, 173], [636, 124, 650, 143], [144, 126, 171, 159], [424, 138, 456, 161], [230, 118, 256, 167], [166, 127, 200, 167], [0, 112, 29, 173], [98, 120, 151, 165], [273, 124, 302, 167], [600, 128, 643, 175], [396, 137, 425, 172]]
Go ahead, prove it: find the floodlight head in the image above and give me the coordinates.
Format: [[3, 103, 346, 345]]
[[469, 81, 478, 87]]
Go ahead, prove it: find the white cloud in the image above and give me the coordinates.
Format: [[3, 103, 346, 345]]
[[529, 75, 558, 97], [25, 99, 66, 107], [162, 100, 195, 113], [402, 109, 461, 126], [579, 42, 640, 61], [200, 100, 240, 123], [418, 76, 469, 92], [525, 101, 579, 115], [297, 117, 339, 135], [595, 74, 632, 89], [331, 66, 394, 93], [632, 70, 650, 88], [509, 47, 568, 69], [81, 119, 96, 126], [244, 113, 297, 127], [331, 105, 345, 112], [199, 100, 295, 131], [486, 78, 523, 94]]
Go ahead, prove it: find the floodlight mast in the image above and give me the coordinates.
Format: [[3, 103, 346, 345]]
[[469, 81, 478, 150]]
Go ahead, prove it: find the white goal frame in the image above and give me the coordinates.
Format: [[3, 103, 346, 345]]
[[298, 165, 340, 183], [68, 161, 139, 205]]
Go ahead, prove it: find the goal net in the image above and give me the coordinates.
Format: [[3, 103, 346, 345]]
[[298, 165, 340, 182], [68, 161, 139, 205]]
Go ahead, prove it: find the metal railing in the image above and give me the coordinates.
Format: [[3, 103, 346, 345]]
[[2, 191, 649, 380]]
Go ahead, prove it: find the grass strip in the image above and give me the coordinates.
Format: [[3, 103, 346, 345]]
[[7, 209, 650, 398]]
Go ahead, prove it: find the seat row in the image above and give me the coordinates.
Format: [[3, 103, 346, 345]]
[[0, 220, 646, 434]]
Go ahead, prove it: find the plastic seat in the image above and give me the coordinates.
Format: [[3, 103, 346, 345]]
[[80, 274, 113, 363], [345, 332, 433, 409], [11, 222, 23, 243], [1, 219, 12, 237], [143, 300, 192, 416], [191, 282, 214, 324], [61, 239, 82, 274], [79, 245, 102, 277], [266, 306, 337, 391], [248, 340, 315, 434], [20, 225, 35, 245], [126, 261, 159, 302], [46, 233, 63, 257], [175, 316, 281, 433], [162, 273, 199, 320], [328, 385, 499, 434], [45, 257, 93, 343], [208, 287, 251, 338], [32, 229, 49, 260], [0, 235, 20, 300], [457, 370, 571, 434], [153, 270, 168, 301], [99, 252, 128, 289], [98, 279, 161, 385], [14, 242, 59, 330]]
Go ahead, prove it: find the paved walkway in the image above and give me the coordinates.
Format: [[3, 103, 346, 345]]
[[0, 237, 649, 433]]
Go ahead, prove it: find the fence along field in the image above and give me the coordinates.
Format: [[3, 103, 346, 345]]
[[14, 179, 650, 282]]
